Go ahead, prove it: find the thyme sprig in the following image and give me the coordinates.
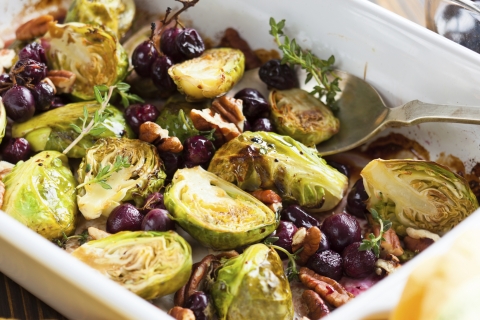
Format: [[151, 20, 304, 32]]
[[264, 236, 302, 281], [96, 82, 144, 108], [359, 208, 392, 258], [53, 230, 90, 249], [76, 155, 131, 190], [269, 18, 341, 110]]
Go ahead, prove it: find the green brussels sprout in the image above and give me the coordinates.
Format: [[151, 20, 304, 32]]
[[71, 231, 192, 300], [361, 159, 479, 236], [0, 99, 7, 145], [164, 166, 278, 250], [12, 101, 134, 158], [269, 88, 340, 146], [42, 22, 129, 100], [208, 131, 348, 210], [168, 48, 245, 101], [65, 0, 135, 39], [77, 137, 166, 220], [211, 243, 293, 320], [3, 151, 77, 240]]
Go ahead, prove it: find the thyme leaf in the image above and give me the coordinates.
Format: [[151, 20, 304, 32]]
[[76, 155, 131, 190], [359, 208, 392, 258]]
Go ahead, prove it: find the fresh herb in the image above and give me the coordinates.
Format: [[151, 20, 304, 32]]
[[264, 237, 302, 281], [53, 230, 90, 249], [96, 82, 144, 108], [359, 208, 392, 257], [269, 18, 341, 110], [77, 155, 131, 190]]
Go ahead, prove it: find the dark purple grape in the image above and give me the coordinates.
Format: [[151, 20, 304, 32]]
[[342, 242, 376, 278], [321, 213, 362, 253], [307, 250, 343, 281], [132, 40, 159, 78], [259, 59, 299, 90], [184, 135, 215, 166], [142, 192, 166, 211], [327, 160, 350, 179], [243, 119, 252, 132], [176, 28, 205, 59], [18, 42, 47, 64], [12, 59, 47, 85], [151, 55, 176, 94], [141, 209, 175, 231], [234, 88, 270, 120], [269, 221, 298, 253], [106, 203, 143, 233], [346, 178, 369, 219], [31, 81, 55, 111], [124, 103, 160, 134], [3, 86, 36, 122], [281, 204, 320, 229], [0, 74, 12, 96], [1, 138, 31, 163], [160, 28, 185, 63], [252, 117, 273, 132], [185, 291, 209, 320], [50, 96, 67, 109], [318, 232, 330, 252], [159, 151, 183, 179]]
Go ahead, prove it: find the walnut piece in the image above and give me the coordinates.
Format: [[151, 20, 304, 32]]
[[168, 307, 195, 320], [47, 70, 76, 94], [16, 15, 54, 41], [404, 236, 434, 253], [299, 267, 354, 308], [211, 96, 245, 131], [302, 289, 330, 320], [250, 189, 282, 212]]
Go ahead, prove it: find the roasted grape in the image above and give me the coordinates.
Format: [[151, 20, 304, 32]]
[[3, 85, 36, 122], [175, 28, 205, 59], [307, 250, 343, 281], [106, 203, 144, 233], [259, 59, 298, 90], [132, 40, 159, 78], [321, 213, 361, 253], [342, 242, 376, 278], [124, 103, 160, 134]]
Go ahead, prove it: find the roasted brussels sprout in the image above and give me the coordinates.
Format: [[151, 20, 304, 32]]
[[0, 98, 6, 145], [208, 131, 348, 210], [361, 159, 479, 236], [168, 48, 245, 101], [211, 243, 293, 320], [65, 0, 135, 39], [3, 151, 77, 240], [71, 231, 192, 300], [269, 88, 340, 146], [164, 166, 278, 250], [12, 101, 133, 158], [41, 23, 129, 100], [77, 137, 166, 220]]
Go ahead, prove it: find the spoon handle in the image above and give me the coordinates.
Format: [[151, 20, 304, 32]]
[[385, 100, 480, 126]]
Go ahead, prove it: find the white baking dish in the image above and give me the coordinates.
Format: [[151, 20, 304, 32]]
[[2, 0, 480, 319]]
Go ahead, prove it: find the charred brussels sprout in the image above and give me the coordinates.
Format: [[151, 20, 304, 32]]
[[3, 151, 77, 240], [41, 23, 129, 100], [211, 243, 293, 320], [208, 131, 348, 210], [65, 0, 135, 39], [71, 231, 192, 300], [362, 159, 479, 236], [168, 48, 245, 101], [164, 166, 278, 250], [269, 88, 340, 146], [77, 137, 166, 220], [12, 101, 133, 158]]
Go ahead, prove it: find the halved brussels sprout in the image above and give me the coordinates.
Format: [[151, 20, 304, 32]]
[[41, 22, 129, 100], [208, 131, 348, 210], [168, 48, 245, 101], [269, 88, 340, 146], [77, 137, 166, 220], [362, 159, 479, 236], [0, 98, 6, 145], [3, 151, 77, 240], [65, 0, 135, 39], [164, 166, 278, 250], [211, 243, 293, 320], [12, 101, 134, 158], [71, 231, 192, 300]]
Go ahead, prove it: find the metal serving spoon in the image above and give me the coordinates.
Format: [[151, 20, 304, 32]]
[[316, 70, 480, 156]]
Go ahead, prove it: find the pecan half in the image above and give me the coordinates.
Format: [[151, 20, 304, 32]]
[[220, 28, 262, 70], [299, 267, 354, 308], [292, 227, 321, 265], [372, 226, 404, 257], [168, 307, 195, 320], [47, 70, 76, 94], [250, 189, 282, 212], [190, 108, 241, 142], [211, 96, 245, 131], [138, 122, 183, 153], [302, 290, 330, 319], [404, 236, 434, 253], [16, 15, 54, 41]]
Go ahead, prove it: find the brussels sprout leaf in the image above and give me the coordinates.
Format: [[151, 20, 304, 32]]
[[359, 208, 392, 257]]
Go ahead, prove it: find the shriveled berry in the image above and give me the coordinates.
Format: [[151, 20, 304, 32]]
[[132, 40, 159, 77], [281, 204, 320, 229], [234, 88, 270, 120], [3, 86, 36, 122], [160, 28, 185, 63], [18, 42, 47, 64], [106, 203, 143, 233], [185, 291, 209, 320], [342, 242, 376, 278], [259, 59, 298, 90], [12, 59, 47, 85], [307, 250, 343, 281], [141, 209, 175, 231], [176, 28, 205, 59], [151, 55, 176, 94], [346, 178, 369, 219], [184, 135, 215, 167], [142, 192, 166, 211], [31, 81, 55, 111], [321, 213, 361, 253], [252, 117, 273, 132], [124, 103, 160, 134], [2, 138, 31, 163]]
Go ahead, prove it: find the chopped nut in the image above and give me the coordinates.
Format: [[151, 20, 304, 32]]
[[404, 236, 434, 253], [211, 95, 245, 131], [87, 227, 110, 240], [157, 136, 183, 153], [250, 189, 282, 212], [302, 289, 330, 320], [375, 254, 401, 276], [297, 227, 321, 265], [0, 49, 15, 74], [0, 161, 15, 180], [219, 28, 262, 70], [47, 70, 76, 94], [299, 267, 354, 308], [16, 15, 54, 41], [406, 227, 440, 242], [372, 226, 404, 257], [190, 108, 241, 142], [292, 227, 307, 251], [168, 306, 195, 320], [138, 121, 169, 144], [0, 180, 5, 209]]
